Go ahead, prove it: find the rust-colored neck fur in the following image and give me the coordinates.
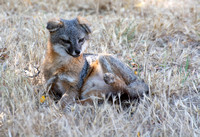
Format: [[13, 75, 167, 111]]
[[43, 41, 85, 80], [46, 41, 84, 65]]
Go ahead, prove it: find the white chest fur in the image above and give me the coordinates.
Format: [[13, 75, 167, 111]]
[[58, 74, 76, 83], [53, 44, 72, 61]]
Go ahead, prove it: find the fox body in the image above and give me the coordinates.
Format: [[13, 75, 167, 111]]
[[43, 17, 149, 107]]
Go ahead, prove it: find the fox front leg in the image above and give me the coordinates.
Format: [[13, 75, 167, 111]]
[[59, 91, 78, 109]]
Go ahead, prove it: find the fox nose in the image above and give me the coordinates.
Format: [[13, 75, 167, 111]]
[[75, 49, 81, 55]]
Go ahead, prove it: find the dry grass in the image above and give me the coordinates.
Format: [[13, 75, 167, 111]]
[[0, 0, 200, 136]]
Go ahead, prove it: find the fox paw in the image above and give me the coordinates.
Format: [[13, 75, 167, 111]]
[[103, 73, 115, 85]]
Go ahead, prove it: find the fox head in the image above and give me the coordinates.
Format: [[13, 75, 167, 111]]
[[47, 16, 91, 57]]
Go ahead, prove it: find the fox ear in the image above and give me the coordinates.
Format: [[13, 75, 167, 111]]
[[77, 16, 91, 34], [46, 18, 64, 32]]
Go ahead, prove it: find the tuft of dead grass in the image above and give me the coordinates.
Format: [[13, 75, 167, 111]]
[[0, 0, 200, 136]]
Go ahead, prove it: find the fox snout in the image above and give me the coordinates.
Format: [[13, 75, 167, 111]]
[[64, 38, 85, 57], [74, 49, 81, 56], [66, 45, 82, 57]]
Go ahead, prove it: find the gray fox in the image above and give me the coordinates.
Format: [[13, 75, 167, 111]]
[[42, 16, 149, 108]]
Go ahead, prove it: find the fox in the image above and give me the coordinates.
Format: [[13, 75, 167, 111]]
[[42, 16, 149, 108]]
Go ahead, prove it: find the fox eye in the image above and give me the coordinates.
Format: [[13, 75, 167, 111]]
[[78, 38, 85, 43], [61, 39, 71, 44]]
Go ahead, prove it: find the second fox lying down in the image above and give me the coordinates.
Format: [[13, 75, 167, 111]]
[[42, 16, 149, 107]]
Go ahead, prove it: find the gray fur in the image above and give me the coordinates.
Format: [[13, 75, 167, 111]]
[[99, 55, 148, 98], [47, 18, 91, 57], [99, 55, 137, 85]]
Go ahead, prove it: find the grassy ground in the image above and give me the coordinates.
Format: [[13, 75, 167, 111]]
[[0, 0, 200, 136]]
